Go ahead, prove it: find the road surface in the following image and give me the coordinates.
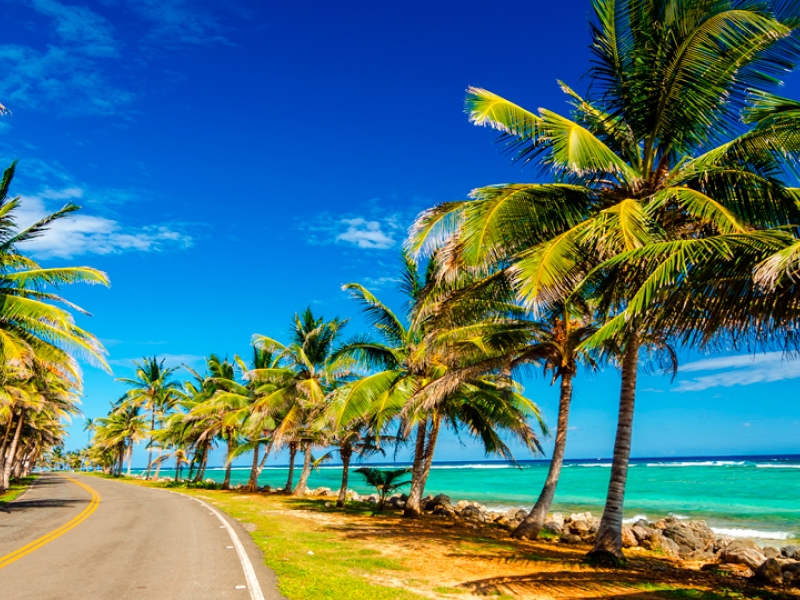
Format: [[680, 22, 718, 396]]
[[0, 473, 284, 600]]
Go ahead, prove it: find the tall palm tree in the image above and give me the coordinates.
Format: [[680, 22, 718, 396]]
[[118, 357, 182, 479], [334, 254, 547, 517], [409, 0, 800, 562], [250, 309, 351, 496]]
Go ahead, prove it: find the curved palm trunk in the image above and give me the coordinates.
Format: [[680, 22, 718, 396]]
[[145, 409, 156, 480], [292, 445, 313, 497], [284, 442, 297, 493], [2, 410, 25, 491], [0, 412, 16, 483], [513, 372, 574, 539], [404, 413, 441, 517], [245, 442, 261, 491], [116, 443, 125, 476], [588, 334, 640, 564], [222, 438, 234, 490], [336, 443, 353, 508], [126, 444, 134, 477]]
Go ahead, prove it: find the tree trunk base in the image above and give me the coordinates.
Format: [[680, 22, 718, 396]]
[[585, 549, 626, 568], [511, 518, 542, 540], [402, 506, 421, 518]]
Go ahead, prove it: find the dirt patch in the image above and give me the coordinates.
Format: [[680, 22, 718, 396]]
[[285, 500, 800, 600]]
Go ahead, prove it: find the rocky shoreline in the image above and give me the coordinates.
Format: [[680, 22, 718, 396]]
[[290, 485, 799, 589]]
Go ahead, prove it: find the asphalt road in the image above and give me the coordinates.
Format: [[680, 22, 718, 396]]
[[0, 473, 284, 600]]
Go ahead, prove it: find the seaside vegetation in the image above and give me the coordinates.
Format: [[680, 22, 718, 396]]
[[24, 0, 800, 584], [0, 161, 109, 494]]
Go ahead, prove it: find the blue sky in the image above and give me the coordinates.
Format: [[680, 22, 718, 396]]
[[2, 0, 798, 466]]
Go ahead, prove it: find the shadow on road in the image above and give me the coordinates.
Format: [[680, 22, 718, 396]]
[[0, 498, 85, 515]]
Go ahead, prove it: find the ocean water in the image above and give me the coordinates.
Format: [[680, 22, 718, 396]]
[[144, 454, 800, 546]]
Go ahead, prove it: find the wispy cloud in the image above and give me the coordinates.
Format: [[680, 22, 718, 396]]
[[305, 199, 418, 251], [30, 0, 119, 57], [16, 190, 193, 259], [674, 352, 800, 392], [4, 0, 232, 116], [124, 0, 231, 47], [0, 44, 134, 115], [360, 276, 400, 289]]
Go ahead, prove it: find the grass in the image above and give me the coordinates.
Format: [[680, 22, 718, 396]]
[[179, 490, 423, 600], [627, 582, 788, 599], [0, 475, 37, 505]]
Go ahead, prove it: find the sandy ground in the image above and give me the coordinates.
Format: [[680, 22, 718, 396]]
[[279, 501, 800, 600]]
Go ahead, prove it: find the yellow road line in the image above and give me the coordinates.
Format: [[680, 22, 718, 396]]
[[0, 475, 100, 569]]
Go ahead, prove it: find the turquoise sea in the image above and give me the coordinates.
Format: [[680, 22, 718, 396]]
[[146, 454, 800, 546]]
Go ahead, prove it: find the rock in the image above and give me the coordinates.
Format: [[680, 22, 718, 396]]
[[632, 524, 654, 544], [307, 550, 314, 556], [312, 487, 332, 497], [432, 506, 455, 519], [570, 511, 594, 522], [547, 513, 565, 529], [755, 558, 784, 585], [714, 537, 734, 553], [427, 494, 454, 512], [763, 546, 781, 559], [460, 505, 485, 522], [783, 545, 799, 559], [561, 533, 582, 544], [324, 501, 333, 507], [662, 520, 715, 557], [781, 561, 800, 576], [622, 526, 639, 548], [542, 519, 564, 535], [661, 537, 681, 558], [345, 490, 360, 501], [785, 570, 799, 586], [721, 547, 767, 571], [569, 519, 594, 537], [456, 500, 470, 511]]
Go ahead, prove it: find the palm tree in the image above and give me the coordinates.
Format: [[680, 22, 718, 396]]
[[117, 357, 182, 479], [250, 309, 351, 496], [355, 467, 411, 510], [334, 254, 547, 517], [408, 0, 800, 562]]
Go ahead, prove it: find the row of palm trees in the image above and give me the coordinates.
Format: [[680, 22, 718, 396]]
[[85, 255, 549, 512], [72, 0, 800, 568], [0, 161, 109, 494], [400, 0, 800, 564]]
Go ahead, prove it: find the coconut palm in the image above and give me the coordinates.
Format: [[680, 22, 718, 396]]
[[250, 309, 351, 496], [334, 254, 547, 517], [355, 467, 411, 510], [117, 357, 182, 479], [408, 0, 800, 562]]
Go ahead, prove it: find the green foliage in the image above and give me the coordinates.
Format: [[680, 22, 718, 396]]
[[355, 467, 411, 509]]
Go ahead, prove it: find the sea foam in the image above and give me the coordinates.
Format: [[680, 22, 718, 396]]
[[711, 527, 795, 541]]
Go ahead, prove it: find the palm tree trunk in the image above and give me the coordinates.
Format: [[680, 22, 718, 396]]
[[222, 438, 234, 490], [0, 411, 16, 481], [116, 443, 124, 476], [2, 410, 25, 491], [175, 458, 182, 482], [513, 372, 574, 539], [284, 442, 297, 493], [145, 409, 156, 479], [402, 418, 428, 518], [404, 413, 441, 517], [292, 445, 313, 496], [246, 442, 261, 491], [336, 444, 352, 508], [126, 444, 133, 477], [588, 334, 640, 564]]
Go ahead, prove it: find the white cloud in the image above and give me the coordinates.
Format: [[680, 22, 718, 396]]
[[361, 276, 400, 289], [30, 0, 119, 57], [674, 352, 800, 392], [335, 218, 396, 249], [15, 191, 192, 259]]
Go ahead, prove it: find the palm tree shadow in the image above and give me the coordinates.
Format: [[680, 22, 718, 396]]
[[0, 498, 84, 515]]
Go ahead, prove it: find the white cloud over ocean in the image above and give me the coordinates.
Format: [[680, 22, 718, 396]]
[[674, 352, 800, 392]]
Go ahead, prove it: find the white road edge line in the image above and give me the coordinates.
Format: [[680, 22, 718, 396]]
[[164, 491, 265, 600]]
